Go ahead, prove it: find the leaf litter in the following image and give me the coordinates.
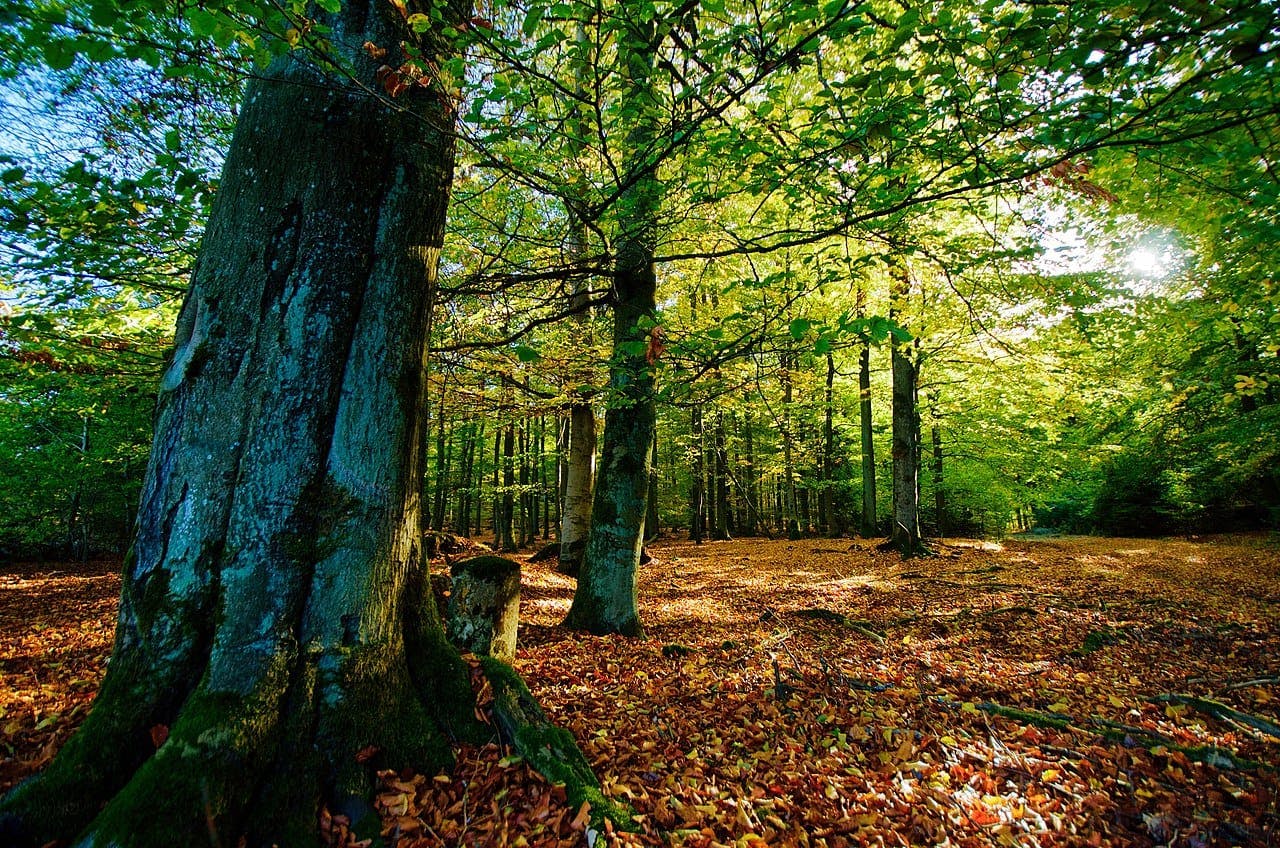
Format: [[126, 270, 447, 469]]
[[3, 534, 1279, 846]]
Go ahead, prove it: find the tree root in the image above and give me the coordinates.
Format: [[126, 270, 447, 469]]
[[1153, 693, 1280, 739], [477, 656, 636, 833], [976, 702, 1072, 730], [791, 608, 886, 643], [980, 605, 1037, 617], [963, 699, 1267, 771]]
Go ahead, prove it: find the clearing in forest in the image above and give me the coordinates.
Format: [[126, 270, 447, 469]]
[[2, 534, 1278, 846]]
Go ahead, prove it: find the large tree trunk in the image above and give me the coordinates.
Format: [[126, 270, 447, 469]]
[[0, 7, 483, 845], [564, 7, 662, 638]]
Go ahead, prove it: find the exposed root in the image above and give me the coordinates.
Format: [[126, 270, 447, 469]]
[[477, 656, 636, 833]]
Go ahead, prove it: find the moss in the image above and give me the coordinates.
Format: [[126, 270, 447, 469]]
[[76, 647, 298, 847], [403, 570, 486, 745], [479, 657, 636, 832], [976, 702, 1072, 730], [1075, 627, 1126, 656]]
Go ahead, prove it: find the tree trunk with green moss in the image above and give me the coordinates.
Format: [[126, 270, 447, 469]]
[[0, 5, 482, 846], [564, 5, 662, 638]]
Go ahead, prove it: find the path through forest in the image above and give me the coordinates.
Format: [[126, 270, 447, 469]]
[[2, 535, 1278, 846]]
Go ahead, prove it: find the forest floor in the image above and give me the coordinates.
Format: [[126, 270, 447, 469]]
[[2, 534, 1279, 847]]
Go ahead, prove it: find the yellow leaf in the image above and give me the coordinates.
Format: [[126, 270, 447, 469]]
[[940, 735, 958, 746], [961, 702, 978, 714], [131, 200, 147, 214], [1047, 702, 1069, 714], [1041, 768, 1059, 781], [1108, 695, 1125, 708]]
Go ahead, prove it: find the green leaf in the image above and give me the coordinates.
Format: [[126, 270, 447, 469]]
[[43, 40, 76, 71], [521, 5, 543, 36], [188, 9, 220, 38], [789, 318, 811, 340], [315, 0, 342, 11], [1, 167, 26, 184], [888, 324, 913, 343], [514, 344, 541, 363]]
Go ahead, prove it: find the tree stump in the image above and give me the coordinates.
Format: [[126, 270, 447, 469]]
[[447, 556, 521, 661]]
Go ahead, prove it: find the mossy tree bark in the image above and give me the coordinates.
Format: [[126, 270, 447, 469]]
[[0, 4, 482, 846], [564, 3, 663, 638]]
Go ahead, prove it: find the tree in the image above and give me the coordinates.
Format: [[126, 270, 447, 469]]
[[564, 1, 664, 637], [0, 3, 489, 844]]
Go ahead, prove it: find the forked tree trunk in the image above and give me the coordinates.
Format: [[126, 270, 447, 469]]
[[0, 7, 483, 845]]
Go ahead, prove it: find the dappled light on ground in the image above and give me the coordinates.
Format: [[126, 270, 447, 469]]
[[3, 535, 1279, 845]]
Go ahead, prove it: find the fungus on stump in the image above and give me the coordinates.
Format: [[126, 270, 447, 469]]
[[447, 556, 521, 661]]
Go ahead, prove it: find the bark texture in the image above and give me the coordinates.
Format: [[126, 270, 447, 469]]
[[565, 6, 662, 637], [0, 6, 480, 845], [889, 265, 924, 556], [447, 556, 521, 661]]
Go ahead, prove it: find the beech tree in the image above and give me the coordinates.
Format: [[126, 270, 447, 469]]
[[0, 2, 504, 844]]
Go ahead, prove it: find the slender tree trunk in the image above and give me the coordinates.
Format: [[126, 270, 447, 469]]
[[781, 349, 800, 539], [889, 264, 923, 556], [742, 411, 759, 535], [474, 420, 486, 537], [689, 406, 705, 543], [491, 419, 501, 538], [859, 336, 877, 537], [704, 418, 717, 537], [0, 6, 483, 844], [822, 353, 837, 535], [539, 415, 550, 540], [431, 389, 450, 533], [501, 423, 516, 552], [518, 419, 530, 547], [565, 7, 663, 637], [932, 422, 945, 537], [454, 422, 474, 537], [645, 429, 659, 540], [559, 405, 595, 571], [558, 14, 597, 576], [712, 412, 730, 540]]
